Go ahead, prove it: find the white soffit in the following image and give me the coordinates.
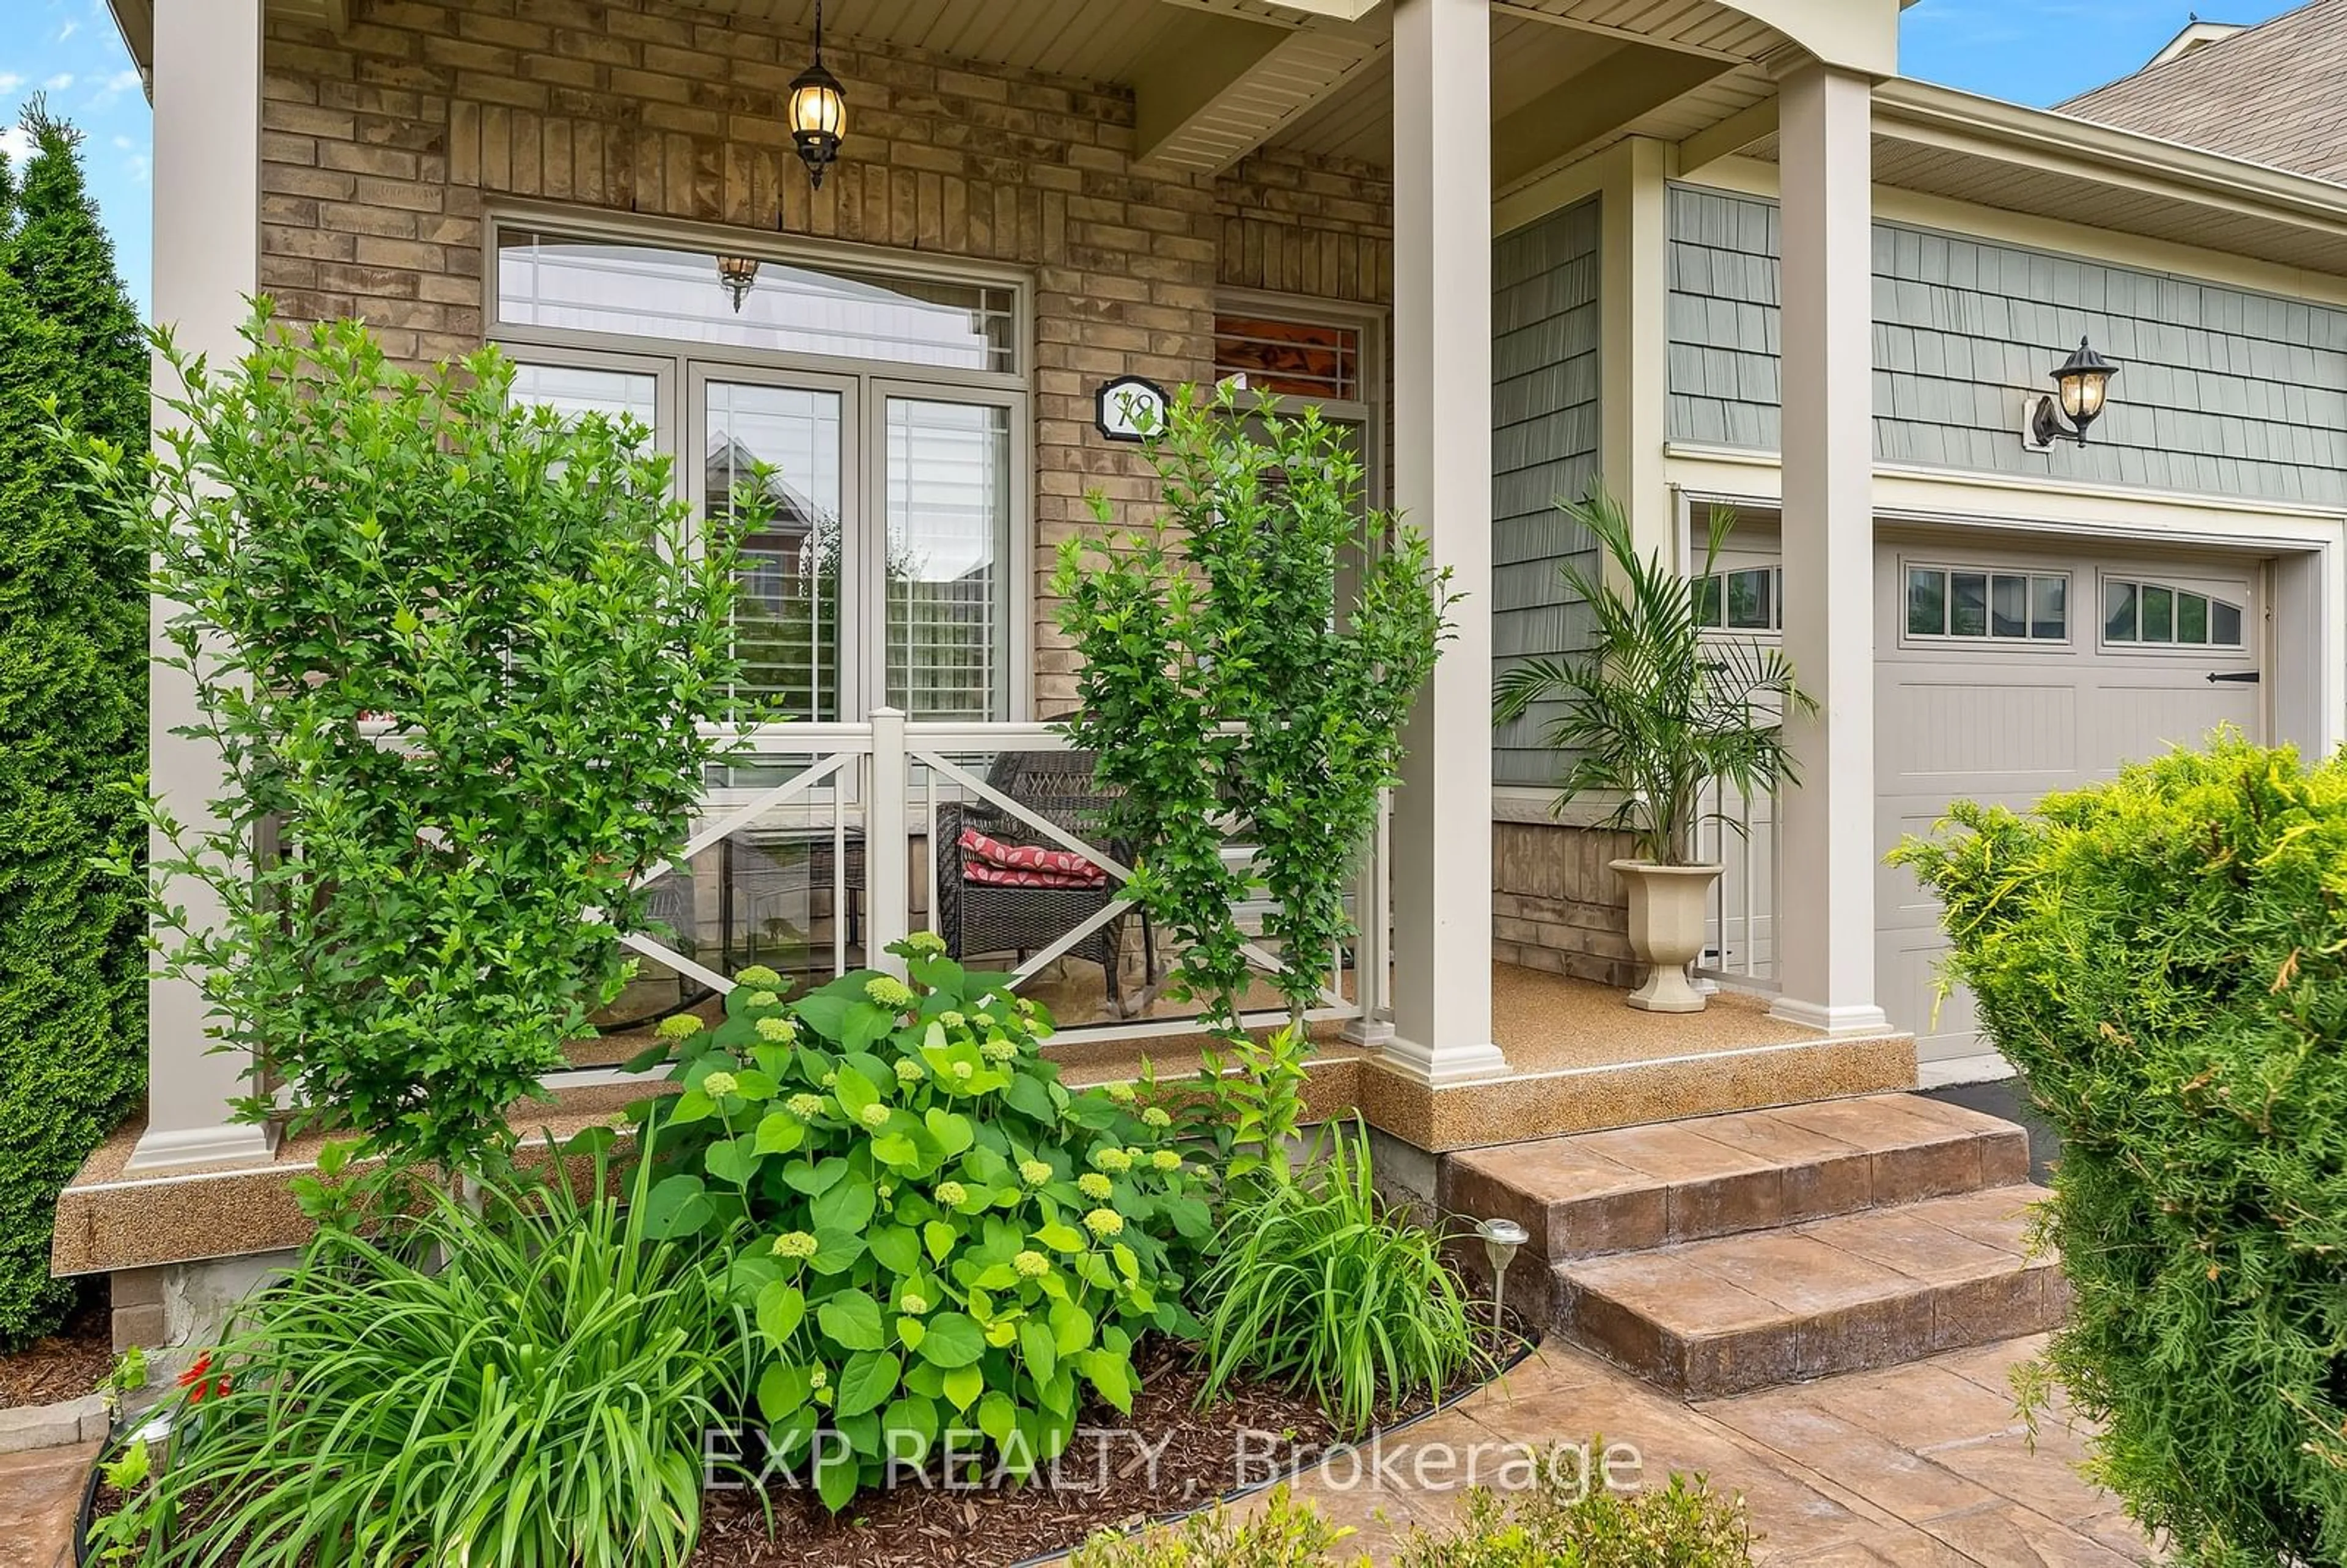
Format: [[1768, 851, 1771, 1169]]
[[1132, 7, 1389, 174]]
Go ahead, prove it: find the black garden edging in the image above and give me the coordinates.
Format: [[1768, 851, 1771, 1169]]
[[73, 1418, 116, 1567], [76, 1331, 1544, 1567]]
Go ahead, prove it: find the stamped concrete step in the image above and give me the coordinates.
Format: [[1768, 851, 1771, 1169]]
[[1440, 1093, 2032, 1267], [1556, 1184, 2066, 1398]]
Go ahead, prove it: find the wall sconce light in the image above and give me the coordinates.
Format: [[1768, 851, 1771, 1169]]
[[1475, 1215, 1529, 1330], [787, 0, 848, 190], [714, 255, 760, 312], [2025, 336, 2118, 449]]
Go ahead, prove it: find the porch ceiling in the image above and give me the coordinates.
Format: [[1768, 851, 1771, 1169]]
[[117, 0, 1798, 185], [1271, 10, 1779, 186], [633, 0, 1394, 174], [696, 0, 1217, 88]]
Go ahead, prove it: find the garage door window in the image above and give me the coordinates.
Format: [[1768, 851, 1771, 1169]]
[[1905, 566, 2068, 642], [2103, 579, 2244, 648]]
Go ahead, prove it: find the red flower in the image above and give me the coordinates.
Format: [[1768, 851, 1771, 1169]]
[[177, 1352, 229, 1404]]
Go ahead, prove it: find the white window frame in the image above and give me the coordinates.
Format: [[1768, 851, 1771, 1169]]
[[501, 342, 678, 460], [867, 376, 1024, 724], [2096, 570, 2250, 654], [485, 204, 1036, 722], [1898, 557, 2076, 650], [1695, 564, 1783, 633], [1212, 287, 1387, 508]]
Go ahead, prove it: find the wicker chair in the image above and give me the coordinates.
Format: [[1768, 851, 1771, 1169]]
[[933, 750, 1145, 1013]]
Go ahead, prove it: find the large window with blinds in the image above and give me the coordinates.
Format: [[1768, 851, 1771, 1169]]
[[490, 220, 1030, 724]]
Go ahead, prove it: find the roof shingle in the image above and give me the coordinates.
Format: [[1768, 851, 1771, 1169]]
[[2060, 0, 2347, 185]]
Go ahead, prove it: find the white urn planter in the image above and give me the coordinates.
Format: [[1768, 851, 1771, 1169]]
[[1610, 859, 1722, 1013]]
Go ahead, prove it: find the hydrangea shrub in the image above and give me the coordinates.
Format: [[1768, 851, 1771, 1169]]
[[626, 936, 1210, 1510]]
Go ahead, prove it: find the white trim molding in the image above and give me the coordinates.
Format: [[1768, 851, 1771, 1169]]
[[1768, 996, 1896, 1037], [1380, 1031, 1513, 1086], [125, 1122, 279, 1174], [1493, 788, 1630, 827], [1664, 441, 2347, 543]]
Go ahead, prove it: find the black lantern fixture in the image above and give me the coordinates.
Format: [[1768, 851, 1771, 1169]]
[[787, 0, 848, 190], [2027, 336, 2119, 448], [715, 254, 760, 312]]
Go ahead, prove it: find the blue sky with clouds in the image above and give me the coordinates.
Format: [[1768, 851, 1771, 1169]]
[[2, 0, 151, 310], [0, 0, 2318, 320]]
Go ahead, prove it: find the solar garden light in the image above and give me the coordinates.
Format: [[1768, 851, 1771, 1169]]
[[1475, 1216, 1530, 1330]]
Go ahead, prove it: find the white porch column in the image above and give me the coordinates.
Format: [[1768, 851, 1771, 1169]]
[[1770, 62, 1889, 1036], [1385, 0, 1509, 1084], [1600, 137, 1673, 563], [133, 0, 277, 1170]]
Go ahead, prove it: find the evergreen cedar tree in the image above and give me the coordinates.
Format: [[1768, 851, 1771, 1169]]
[[0, 103, 149, 1348]]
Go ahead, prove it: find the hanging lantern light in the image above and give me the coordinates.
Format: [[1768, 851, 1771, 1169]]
[[788, 0, 848, 190], [714, 254, 760, 312]]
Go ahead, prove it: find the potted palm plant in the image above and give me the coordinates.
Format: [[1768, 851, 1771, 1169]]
[[1494, 489, 1812, 1013]]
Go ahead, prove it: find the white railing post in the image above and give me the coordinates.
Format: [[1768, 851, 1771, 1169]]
[[1343, 789, 1394, 1044], [1740, 783, 1759, 981], [867, 707, 911, 976]]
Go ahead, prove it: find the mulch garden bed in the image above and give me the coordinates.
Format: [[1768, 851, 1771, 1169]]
[[688, 1325, 1534, 1568], [78, 1325, 1537, 1568], [1, 1293, 113, 1410]]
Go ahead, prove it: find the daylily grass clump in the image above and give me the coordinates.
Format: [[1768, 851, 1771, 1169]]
[[626, 936, 1211, 1510]]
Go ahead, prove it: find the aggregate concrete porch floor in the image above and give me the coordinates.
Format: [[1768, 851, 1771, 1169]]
[[1274, 1333, 2159, 1565], [1491, 964, 1826, 1070]]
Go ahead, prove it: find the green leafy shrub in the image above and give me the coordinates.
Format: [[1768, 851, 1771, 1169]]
[[61, 308, 751, 1174], [0, 103, 148, 1347], [92, 1154, 744, 1568], [1067, 1460, 1752, 1568], [1068, 1485, 1368, 1567], [627, 936, 1212, 1508], [1893, 736, 2347, 1567], [1400, 1446, 1754, 1567], [1194, 1119, 1484, 1436], [1054, 384, 1453, 1033]]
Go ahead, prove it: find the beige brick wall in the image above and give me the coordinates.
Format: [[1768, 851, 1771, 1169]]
[[254, 0, 1392, 714], [1216, 144, 1393, 306], [1493, 821, 1640, 987]]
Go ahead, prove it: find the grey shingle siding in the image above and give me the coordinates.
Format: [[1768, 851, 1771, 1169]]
[[1493, 197, 1601, 790], [1667, 184, 2347, 504]]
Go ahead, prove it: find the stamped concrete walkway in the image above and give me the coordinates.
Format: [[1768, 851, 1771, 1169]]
[[1, 1438, 97, 1568], [1282, 1333, 2159, 1565], [1, 1336, 2151, 1566]]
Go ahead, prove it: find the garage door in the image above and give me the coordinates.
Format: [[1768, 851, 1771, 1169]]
[[1876, 535, 2264, 1060]]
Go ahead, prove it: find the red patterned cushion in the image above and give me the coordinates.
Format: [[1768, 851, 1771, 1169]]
[[959, 827, 1107, 887], [963, 861, 1109, 888]]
